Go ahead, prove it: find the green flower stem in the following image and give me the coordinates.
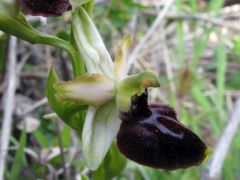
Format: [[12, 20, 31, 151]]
[[36, 34, 85, 77], [0, 13, 37, 43], [0, 13, 84, 77]]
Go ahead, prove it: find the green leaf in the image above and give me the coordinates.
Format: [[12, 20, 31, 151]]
[[10, 129, 27, 180], [123, 0, 146, 8], [108, 0, 144, 29], [72, 7, 114, 78], [33, 130, 49, 148], [215, 42, 227, 113], [191, 83, 220, 135], [0, 36, 7, 71], [209, 0, 224, 13], [80, 174, 89, 180], [232, 38, 240, 60], [54, 73, 115, 107], [116, 71, 160, 112], [82, 101, 120, 170], [46, 67, 87, 133], [60, 125, 71, 147], [93, 142, 127, 180]]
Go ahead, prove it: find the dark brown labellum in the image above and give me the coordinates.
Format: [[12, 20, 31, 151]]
[[117, 91, 207, 170], [18, 0, 72, 17]]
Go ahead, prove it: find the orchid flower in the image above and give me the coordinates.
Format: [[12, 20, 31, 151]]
[[53, 7, 160, 171], [52, 7, 208, 171]]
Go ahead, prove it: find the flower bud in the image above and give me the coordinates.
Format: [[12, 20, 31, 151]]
[[18, 0, 72, 17]]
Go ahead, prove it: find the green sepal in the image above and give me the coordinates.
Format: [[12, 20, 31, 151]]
[[54, 73, 115, 107], [116, 70, 160, 112], [46, 67, 87, 134], [82, 101, 121, 170]]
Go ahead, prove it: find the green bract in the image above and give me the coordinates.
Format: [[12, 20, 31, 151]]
[[71, 0, 95, 13], [73, 7, 115, 78]]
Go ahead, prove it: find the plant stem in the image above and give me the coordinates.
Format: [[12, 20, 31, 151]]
[[36, 33, 83, 77], [0, 14, 37, 43], [0, 13, 85, 77], [0, 36, 17, 180]]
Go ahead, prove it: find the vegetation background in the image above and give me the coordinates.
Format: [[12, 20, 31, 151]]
[[0, 0, 240, 179]]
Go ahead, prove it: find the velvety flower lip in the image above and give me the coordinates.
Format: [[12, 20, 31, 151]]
[[117, 91, 207, 170], [18, 0, 72, 17]]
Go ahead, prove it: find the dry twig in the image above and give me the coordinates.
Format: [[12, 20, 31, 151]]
[[161, 30, 176, 94], [19, 97, 48, 117], [127, 0, 175, 72], [202, 97, 240, 180], [0, 36, 18, 180], [166, 13, 240, 32]]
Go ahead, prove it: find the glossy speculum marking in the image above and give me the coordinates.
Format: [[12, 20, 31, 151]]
[[117, 90, 207, 170], [18, 0, 72, 17]]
